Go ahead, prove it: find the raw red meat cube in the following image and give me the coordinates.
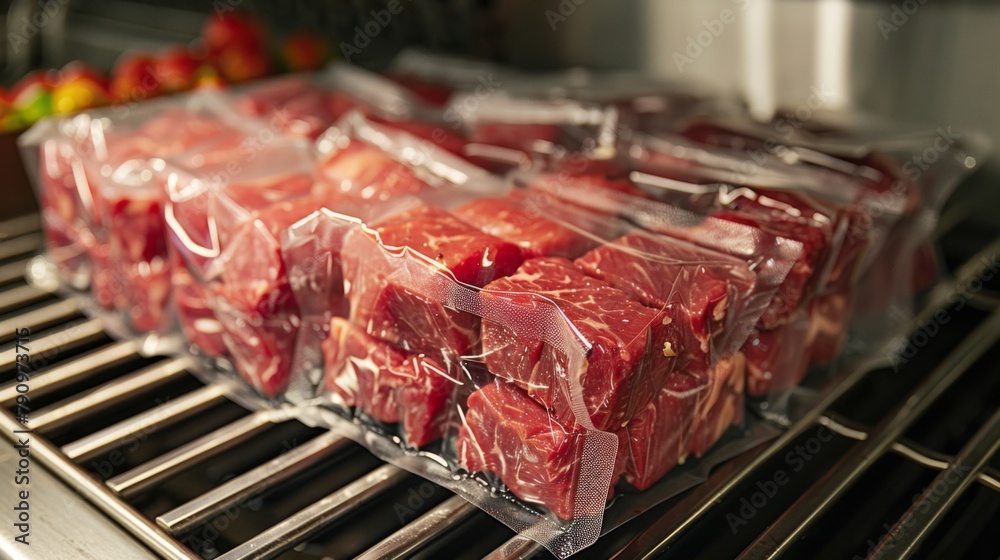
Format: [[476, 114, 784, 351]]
[[807, 291, 854, 364], [453, 195, 600, 259], [457, 381, 626, 520], [689, 352, 746, 457], [222, 172, 316, 212], [104, 186, 171, 332], [480, 257, 680, 430], [743, 320, 810, 397], [696, 193, 833, 329], [89, 239, 119, 309], [324, 318, 452, 447], [620, 372, 704, 490], [343, 204, 524, 358], [236, 77, 360, 139], [96, 113, 249, 332], [315, 143, 433, 201], [216, 193, 353, 397], [171, 249, 228, 358], [575, 232, 754, 371], [37, 139, 103, 283]]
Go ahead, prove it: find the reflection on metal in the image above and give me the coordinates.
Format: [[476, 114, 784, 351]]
[[61, 383, 230, 462], [157, 431, 351, 534], [0, 340, 139, 405], [217, 464, 409, 560], [107, 411, 278, 498], [356, 495, 479, 560], [871, 410, 1000, 560], [739, 310, 1000, 559]]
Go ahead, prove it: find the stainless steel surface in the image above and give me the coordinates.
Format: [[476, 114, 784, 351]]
[[157, 430, 351, 535], [871, 409, 1000, 560], [502, 1, 1000, 158], [0, 440, 157, 560], [485, 536, 543, 560], [31, 356, 192, 431], [739, 309, 1000, 559], [0, 340, 139, 406], [821, 413, 1000, 493], [107, 410, 279, 499], [217, 464, 409, 560], [61, 383, 230, 462], [356, 495, 479, 560]]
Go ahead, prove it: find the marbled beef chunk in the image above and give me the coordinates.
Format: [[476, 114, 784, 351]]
[[324, 318, 452, 448], [480, 257, 680, 430], [620, 372, 703, 490], [575, 231, 754, 372], [342, 204, 524, 358], [457, 381, 625, 520], [688, 352, 745, 457], [215, 194, 341, 397], [453, 194, 600, 259]]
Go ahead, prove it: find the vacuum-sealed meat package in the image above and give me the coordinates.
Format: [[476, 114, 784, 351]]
[[18, 91, 256, 340], [528, 173, 814, 404], [232, 64, 416, 140], [21, 58, 984, 560], [291, 170, 796, 557], [230, 64, 513, 172], [678, 115, 989, 354], [164, 140, 338, 396], [445, 93, 621, 166]]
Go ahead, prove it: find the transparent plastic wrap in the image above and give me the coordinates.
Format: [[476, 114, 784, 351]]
[[283, 109, 514, 401], [162, 108, 509, 399], [622, 129, 908, 363], [232, 63, 420, 140], [233, 63, 522, 174], [18, 91, 255, 342], [163, 139, 326, 396], [19, 122, 99, 290], [445, 93, 620, 165], [527, 172, 820, 416], [678, 114, 991, 356], [289, 175, 799, 555]]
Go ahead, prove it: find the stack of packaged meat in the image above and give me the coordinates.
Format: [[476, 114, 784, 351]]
[[19, 93, 259, 337], [19, 54, 985, 558]]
